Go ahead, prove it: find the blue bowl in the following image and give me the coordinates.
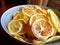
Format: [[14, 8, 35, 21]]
[[1, 5, 60, 45]]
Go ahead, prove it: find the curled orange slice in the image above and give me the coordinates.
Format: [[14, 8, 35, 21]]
[[47, 9, 60, 33]]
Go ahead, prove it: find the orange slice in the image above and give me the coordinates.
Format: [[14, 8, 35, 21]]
[[7, 20, 23, 34], [47, 9, 60, 33], [13, 11, 29, 23], [31, 19, 56, 40], [35, 6, 48, 15], [29, 14, 48, 25], [22, 6, 37, 17]]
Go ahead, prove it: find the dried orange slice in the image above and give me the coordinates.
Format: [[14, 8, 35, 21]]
[[7, 20, 23, 34], [29, 14, 48, 25], [47, 9, 60, 33], [35, 6, 48, 15], [31, 19, 56, 40], [13, 11, 29, 23], [38, 9, 48, 15], [22, 6, 37, 17]]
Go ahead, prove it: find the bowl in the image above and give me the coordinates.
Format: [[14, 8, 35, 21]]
[[1, 5, 60, 45]]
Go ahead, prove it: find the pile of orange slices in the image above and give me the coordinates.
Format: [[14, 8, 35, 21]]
[[7, 5, 60, 44]]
